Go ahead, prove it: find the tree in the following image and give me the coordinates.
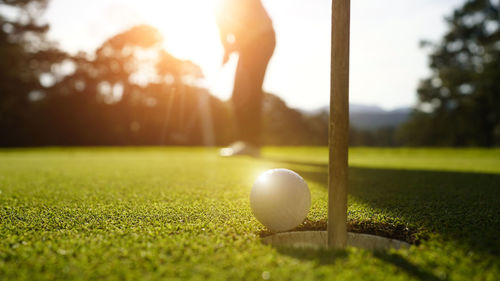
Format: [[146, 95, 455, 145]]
[[0, 2, 406, 147], [400, 0, 500, 146], [0, 0, 67, 146], [40, 25, 220, 146]]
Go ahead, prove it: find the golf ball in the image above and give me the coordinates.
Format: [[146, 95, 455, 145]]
[[250, 169, 311, 232]]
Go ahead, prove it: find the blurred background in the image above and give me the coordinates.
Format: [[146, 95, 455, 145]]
[[0, 0, 498, 147]]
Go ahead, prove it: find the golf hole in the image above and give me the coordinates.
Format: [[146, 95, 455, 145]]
[[262, 231, 411, 251]]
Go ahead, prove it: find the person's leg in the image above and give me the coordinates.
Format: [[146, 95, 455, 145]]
[[232, 32, 276, 147]]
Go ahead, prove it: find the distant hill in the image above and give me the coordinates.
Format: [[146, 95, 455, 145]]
[[349, 104, 385, 113], [303, 104, 412, 131], [350, 110, 411, 130]]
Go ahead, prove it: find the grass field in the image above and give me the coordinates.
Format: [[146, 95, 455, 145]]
[[1, 147, 499, 280]]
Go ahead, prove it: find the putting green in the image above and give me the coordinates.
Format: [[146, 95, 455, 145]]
[[1, 147, 499, 280]]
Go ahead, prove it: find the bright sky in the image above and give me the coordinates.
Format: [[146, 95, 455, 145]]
[[43, 0, 463, 110]]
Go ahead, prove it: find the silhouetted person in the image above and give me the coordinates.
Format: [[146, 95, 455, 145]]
[[216, 0, 275, 157]]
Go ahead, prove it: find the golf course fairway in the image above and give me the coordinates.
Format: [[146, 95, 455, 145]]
[[1, 147, 499, 280]]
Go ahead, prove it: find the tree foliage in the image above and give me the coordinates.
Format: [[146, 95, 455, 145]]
[[400, 0, 500, 146], [8, 0, 490, 147], [0, 1, 332, 147]]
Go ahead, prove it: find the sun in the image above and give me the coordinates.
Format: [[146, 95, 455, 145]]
[[145, 1, 222, 64], [140, 0, 231, 96]]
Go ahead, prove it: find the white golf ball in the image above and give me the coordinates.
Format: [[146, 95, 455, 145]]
[[250, 169, 311, 232]]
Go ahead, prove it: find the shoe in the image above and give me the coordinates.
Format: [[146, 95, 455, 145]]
[[220, 141, 261, 158]]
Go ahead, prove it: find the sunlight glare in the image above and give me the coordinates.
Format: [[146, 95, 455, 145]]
[[152, 1, 219, 58], [143, 0, 231, 98]]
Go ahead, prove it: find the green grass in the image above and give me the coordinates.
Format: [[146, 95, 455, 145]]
[[1, 147, 499, 281]]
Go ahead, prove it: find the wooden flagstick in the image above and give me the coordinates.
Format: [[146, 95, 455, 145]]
[[328, 0, 350, 249]]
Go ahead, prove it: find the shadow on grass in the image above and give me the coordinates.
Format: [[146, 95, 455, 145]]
[[374, 252, 448, 281], [261, 156, 500, 257], [258, 157, 499, 280], [272, 247, 446, 281], [258, 157, 500, 280]]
